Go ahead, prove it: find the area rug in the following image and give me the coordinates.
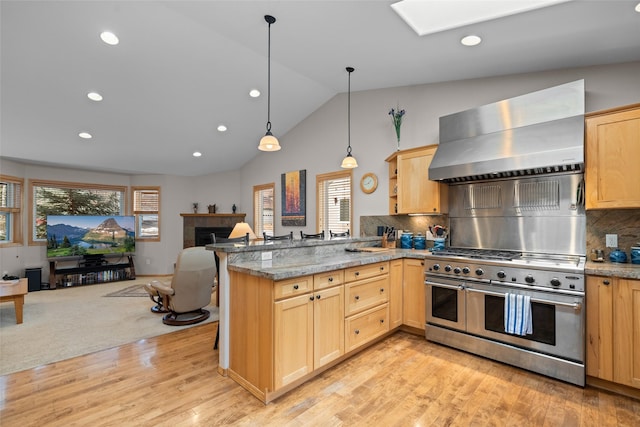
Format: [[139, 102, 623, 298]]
[[0, 277, 218, 376], [104, 283, 149, 297]]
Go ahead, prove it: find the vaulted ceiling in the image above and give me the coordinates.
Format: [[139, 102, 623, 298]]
[[2, 1, 639, 176]]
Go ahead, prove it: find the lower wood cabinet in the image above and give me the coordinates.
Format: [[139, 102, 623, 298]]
[[388, 259, 403, 329], [586, 275, 640, 390], [345, 303, 389, 352], [402, 258, 426, 330]]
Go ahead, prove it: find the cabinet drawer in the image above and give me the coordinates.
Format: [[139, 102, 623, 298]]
[[314, 270, 344, 290], [274, 276, 313, 300], [344, 261, 389, 282], [345, 303, 389, 352], [345, 275, 389, 316]]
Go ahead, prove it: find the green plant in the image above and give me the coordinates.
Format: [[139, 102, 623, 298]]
[[389, 106, 406, 145]]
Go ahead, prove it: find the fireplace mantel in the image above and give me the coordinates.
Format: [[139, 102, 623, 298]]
[[182, 213, 246, 248]]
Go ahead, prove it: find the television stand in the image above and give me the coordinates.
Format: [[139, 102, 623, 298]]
[[49, 254, 136, 288]]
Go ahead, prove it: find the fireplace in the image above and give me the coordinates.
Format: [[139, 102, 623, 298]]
[[181, 213, 245, 248], [195, 227, 233, 246]]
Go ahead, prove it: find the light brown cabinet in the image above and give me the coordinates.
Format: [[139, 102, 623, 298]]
[[402, 258, 426, 331], [585, 104, 640, 209], [385, 145, 448, 215], [344, 262, 390, 352], [586, 275, 640, 390], [388, 259, 404, 329]]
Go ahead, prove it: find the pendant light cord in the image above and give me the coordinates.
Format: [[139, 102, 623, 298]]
[[346, 66, 354, 155], [266, 16, 274, 133]]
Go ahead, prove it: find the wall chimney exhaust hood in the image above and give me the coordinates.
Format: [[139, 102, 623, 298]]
[[429, 80, 585, 183]]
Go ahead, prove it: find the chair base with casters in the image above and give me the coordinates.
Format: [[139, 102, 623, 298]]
[[162, 308, 210, 326], [143, 282, 169, 313]]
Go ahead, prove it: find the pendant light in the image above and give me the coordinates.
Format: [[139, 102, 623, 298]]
[[341, 66, 358, 168], [258, 15, 281, 152]]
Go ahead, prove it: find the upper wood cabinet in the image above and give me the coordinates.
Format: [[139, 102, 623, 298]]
[[585, 104, 640, 209], [386, 145, 448, 215]]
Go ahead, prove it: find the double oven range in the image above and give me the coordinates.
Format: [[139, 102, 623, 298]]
[[424, 248, 586, 386]]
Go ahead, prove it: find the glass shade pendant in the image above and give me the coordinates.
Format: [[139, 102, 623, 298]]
[[258, 15, 281, 152], [341, 66, 357, 168]]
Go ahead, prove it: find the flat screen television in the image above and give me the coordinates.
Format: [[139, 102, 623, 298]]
[[46, 215, 135, 258]]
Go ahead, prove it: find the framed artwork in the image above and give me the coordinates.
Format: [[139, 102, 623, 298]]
[[281, 169, 306, 226]]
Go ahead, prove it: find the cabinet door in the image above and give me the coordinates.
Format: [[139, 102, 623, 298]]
[[389, 259, 403, 329], [314, 285, 344, 368], [613, 278, 640, 388], [397, 146, 447, 214], [586, 276, 613, 380], [585, 106, 640, 209], [403, 258, 425, 330], [274, 293, 313, 389]]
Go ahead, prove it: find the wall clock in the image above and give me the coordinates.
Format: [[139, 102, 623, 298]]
[[360, 172, 378, 194]]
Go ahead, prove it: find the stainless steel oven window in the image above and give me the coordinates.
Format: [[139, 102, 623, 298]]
[[483, 295, 556, 345], [432, 286, 458, 322]]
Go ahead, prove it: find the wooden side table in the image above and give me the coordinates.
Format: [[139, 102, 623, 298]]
[[0, 278, 28, 324]]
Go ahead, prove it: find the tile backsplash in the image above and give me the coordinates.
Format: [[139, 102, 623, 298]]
[[360, 214, 448, 243], [587, 209, 640, 255]]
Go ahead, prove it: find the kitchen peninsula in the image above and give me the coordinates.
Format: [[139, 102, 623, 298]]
[[208, 237, 428, 403]]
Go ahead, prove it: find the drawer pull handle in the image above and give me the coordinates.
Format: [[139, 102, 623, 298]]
[[293, 284, 299, 290], [355, 272, 360, 276], [328, 277, 333, 282], [380, 266, 384, 271], [421, 261, 424, 266], [355, 329, 360, 335], [380, 319, 384, 324], [355, 295, 360, 301], [316, 295, 321, 300], [380, 288, 385, 293], [603, 280, 610, 285], [309, 296, 315, 301]]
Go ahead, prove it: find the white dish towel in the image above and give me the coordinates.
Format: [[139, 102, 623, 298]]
[[504, 293, 533, 336]]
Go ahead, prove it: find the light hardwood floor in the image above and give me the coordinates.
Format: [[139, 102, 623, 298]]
[[1, 322, 638, 426]]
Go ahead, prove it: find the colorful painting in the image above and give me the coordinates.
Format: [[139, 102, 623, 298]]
[[281, 169, 306, 226]]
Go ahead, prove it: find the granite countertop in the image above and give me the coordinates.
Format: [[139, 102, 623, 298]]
[[228, 248, 430, 281], [585, 260, 640, 279], [207, 236, 381, 253]]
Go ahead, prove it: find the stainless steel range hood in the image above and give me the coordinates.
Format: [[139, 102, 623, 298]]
[[429, 80, 585, 183]]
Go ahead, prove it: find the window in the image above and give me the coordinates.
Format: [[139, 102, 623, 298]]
[[0, 175, 24, 245], [316, 170, 352, 235], [132, 187, 160, 241], [29, 180, 126, 244], [254, 183, 274, 238]]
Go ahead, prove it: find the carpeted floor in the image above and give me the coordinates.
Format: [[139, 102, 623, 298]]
[[0, 277, 218, 376]]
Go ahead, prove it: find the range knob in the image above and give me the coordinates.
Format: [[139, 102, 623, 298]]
[[550, 278, 561, 287], [444, 265, 452, 272], [462, 267, 471, 274], [432, 264, 440, 271], [497, 271, 506, 279], [475, 268, 484, 276], [525, 275, 535, 284], [453, 267, 462, 274]]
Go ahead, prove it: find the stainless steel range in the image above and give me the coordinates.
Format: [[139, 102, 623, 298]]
[[424, 248, 586, 386], [425, 80, 587, 386]]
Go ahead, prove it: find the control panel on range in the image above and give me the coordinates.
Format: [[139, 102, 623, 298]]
[[425, 260, 583, 292]]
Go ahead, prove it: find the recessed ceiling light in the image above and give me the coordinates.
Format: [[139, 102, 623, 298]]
[[79, 132, 92, 139], [217, 125, 227, 132], [461, 35, 482, 46], [249, 89, 260, 98], [100, 31, 119, 45], [635, 2, 640, 12], [87, 92, 103, 101], [193, 151, 202, 157]]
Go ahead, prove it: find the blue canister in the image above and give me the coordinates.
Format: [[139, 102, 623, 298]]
[[400, 232, 413, 249], [609, 249, 627, 263], [631, 246, 640, 265], [413, 234, 426, 250], [433, 237, 446, 251]]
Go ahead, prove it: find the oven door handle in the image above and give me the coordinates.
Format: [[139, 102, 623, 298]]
[[466, 287, 582, 311], [425, 280, 464, 291]]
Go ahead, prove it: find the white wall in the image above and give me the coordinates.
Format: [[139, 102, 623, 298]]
[[2, 61, 639, 278]]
